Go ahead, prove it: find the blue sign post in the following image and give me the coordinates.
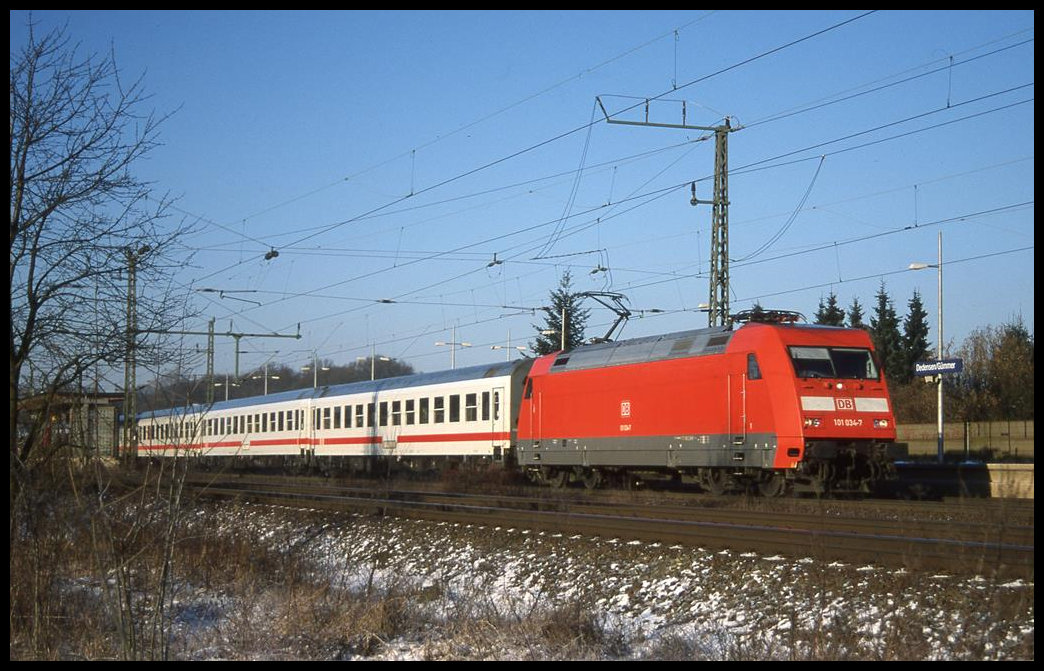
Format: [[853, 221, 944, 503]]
[[914, 358, 964, 377], [912, 357, 963, 464]]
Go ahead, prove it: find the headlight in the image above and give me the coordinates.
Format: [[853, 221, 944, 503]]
[[874, 418, 890, 428], [803, 417, 821, 428]]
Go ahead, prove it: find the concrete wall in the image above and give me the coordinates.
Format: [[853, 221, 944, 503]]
[[898, 420, 1034, 461], [986, 463, 1034, 499]]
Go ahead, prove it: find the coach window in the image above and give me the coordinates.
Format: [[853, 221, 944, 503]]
[[333, 406, 341, 429], [392, 400, 401, 426], [465, 393, 477, 422], [419, 397, 429, 423], [747, 353, 762, 380], [285, 411, 293, 432], [481, 391, 490, 421], [433, 397, 445, 423], [367, 403, 375, 428], [449, 395, 461, 423], [262, 413, 269, 433], [379, 402, 388, 427], [356, 404, 365, 428], [406, 399, 415, 425]]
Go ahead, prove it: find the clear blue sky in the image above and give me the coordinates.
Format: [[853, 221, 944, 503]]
[[11, 10, 1034, 384]]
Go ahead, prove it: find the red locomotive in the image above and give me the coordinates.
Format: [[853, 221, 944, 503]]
[[516, 312, 906, 495]]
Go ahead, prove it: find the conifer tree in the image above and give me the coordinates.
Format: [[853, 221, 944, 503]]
[[814, 290, 846, 326], [532, 271, 590, 355], [847, 296, 866, 330], [900, 289, 932, 384], [868, 281, 903, 383]]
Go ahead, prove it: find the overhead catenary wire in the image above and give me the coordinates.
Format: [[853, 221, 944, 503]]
[[171, 13, 1029, 378]]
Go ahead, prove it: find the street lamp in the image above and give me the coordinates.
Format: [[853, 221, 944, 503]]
[[491, 344, 528, 360], [541, 306, 567, 351], [301, 352, 330, 388], [435, 325, 470, 369], [491, 330, 528, 360], [214, 374, 239, 402], [357, 344, 391, 380], [250, 361, 280, 395], [909, 231, 944, 464]]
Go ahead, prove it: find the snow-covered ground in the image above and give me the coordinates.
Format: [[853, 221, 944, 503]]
[[156, 501, 1033, 660]]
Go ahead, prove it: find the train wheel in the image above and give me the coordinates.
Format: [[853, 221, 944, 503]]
[[758, 473, 789, 498], [580, 468, 602, 490], [702, 468, 730, 496], [547, 468, 568, 488]]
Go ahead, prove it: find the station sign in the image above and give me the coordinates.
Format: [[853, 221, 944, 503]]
[[914, 358, 963, 376]]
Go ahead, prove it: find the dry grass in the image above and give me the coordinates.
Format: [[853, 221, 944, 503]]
[[9, 460, 1035, 661]]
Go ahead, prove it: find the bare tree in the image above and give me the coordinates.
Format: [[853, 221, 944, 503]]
[[10, 20, 192, 484]]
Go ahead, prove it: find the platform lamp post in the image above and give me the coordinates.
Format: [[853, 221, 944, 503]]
[[301, 352, 330, 388], [492, 344, 528, 360], [214, 374, 239, 402], [358, 343, 391, 380], [491, 330, 528, 360], [435, 325, 471, 369], [251, 362, 280, 395], [539, 307, 567, 352], [909, 231, 944, 464]]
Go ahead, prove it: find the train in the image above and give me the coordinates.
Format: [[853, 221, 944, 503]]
[[133, 312, 908, 495]]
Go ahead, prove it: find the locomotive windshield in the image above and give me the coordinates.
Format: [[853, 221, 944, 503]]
[[788, 346, 880, 380]]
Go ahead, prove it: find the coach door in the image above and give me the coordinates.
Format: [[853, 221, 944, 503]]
[[490, 387, 506, 455]]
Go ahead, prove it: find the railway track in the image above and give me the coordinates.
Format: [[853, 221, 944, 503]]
[[171, 473, 1033, 580]]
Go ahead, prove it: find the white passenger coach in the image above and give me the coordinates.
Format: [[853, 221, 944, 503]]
[[135, 360, 534, 466]]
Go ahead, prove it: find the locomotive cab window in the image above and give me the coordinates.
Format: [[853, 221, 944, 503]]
[[789, 346, 879, 380], [746, 353, 762, 380]]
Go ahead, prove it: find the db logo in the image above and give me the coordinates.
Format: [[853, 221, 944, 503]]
[[835, 397, 855, 411], [620, 400, 631, 418]]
